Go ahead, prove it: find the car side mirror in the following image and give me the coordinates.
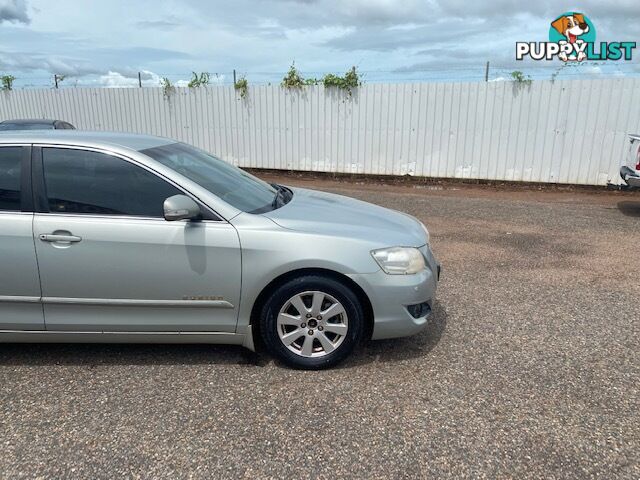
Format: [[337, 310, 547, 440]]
[[163, 194, 202, 221]]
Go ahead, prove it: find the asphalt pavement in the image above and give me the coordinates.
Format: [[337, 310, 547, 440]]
[[1, 177, 638, 479]]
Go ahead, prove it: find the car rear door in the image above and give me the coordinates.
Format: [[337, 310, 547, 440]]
[[0, 144, 45, 330], [31, 145, 242, 333]]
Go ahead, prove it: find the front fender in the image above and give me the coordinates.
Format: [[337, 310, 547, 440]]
[[231, 213, 381, 331]]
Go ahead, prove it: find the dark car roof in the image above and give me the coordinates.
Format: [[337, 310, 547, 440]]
[[0, 119, 59, 125]]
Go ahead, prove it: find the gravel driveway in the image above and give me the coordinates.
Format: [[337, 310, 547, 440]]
[[1, 177, 638, 479]]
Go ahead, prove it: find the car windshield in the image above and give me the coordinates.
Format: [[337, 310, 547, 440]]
[[0, 123, 54, 130], [141, 142, 285, 213]]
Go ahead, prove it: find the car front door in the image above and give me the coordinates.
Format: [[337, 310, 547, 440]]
[[32, 146, 241, 332], [0, 145, 45, 330]]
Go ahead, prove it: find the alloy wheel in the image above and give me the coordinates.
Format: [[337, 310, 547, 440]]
[[276, 290, 349, 358]]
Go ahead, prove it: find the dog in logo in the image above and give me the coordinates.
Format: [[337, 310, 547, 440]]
[[551, 13, 589, 61]]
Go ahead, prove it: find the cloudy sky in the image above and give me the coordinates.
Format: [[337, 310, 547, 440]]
[[0, 0, 638, 87]]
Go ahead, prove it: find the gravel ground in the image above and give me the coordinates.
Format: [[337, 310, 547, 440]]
[[1, 177, 639, 479]]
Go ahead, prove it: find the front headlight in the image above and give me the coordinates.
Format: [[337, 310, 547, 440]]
[[371, 247, 426, 275]]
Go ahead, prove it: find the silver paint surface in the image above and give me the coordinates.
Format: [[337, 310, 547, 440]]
[[0, 131, 438, 345]]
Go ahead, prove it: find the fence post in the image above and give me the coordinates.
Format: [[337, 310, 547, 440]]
[[138, 72, 142, 88], [54, 75, 58, 89], [233, 69, 236, 85], [484, 61, 490, 82]]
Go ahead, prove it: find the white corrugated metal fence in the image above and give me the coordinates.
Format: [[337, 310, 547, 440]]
[[1, 78, 638, 185]]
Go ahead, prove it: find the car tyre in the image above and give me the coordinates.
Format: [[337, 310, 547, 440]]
[[260, 275, 364, 369]]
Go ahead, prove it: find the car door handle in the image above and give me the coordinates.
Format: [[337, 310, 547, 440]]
[[39, 234, 82, 243]]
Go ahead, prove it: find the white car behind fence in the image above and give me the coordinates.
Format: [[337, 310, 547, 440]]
[[620, 134, 640, 188]]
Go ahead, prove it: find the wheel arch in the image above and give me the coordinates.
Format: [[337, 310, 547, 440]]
[[249, 267, 374, 348]]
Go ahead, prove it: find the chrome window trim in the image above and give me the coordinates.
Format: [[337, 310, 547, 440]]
[[0, 210, 27, 215], [0, 295, 40, 304], [35, 143, 226, 223], [33, 211, 224, 224]]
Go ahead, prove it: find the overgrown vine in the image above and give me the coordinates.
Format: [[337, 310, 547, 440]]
[[510, 70, 532, 86], [160, 77, 175, 97], [281, 62, 316, 88], [234, 75, 248, 98], [1, 74, 15, 91], [322, 66, 361, 95], [281, 63, 362, 95], [188, 71, 210, 88], [157, 63, 364, 101]]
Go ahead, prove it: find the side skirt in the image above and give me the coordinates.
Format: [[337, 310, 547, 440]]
[[0, 326, 256, 352]]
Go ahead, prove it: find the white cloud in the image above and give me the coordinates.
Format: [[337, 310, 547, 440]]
[[99, 71, 144, 88], [97, 70, 227, 88], [98, 70, 162, 88]]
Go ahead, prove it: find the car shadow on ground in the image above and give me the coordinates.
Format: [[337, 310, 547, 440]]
[[617, 200, 640, 217], [0, 302, 447, 369], [0, 341, 253, 368], [339, 300, 448, 369]]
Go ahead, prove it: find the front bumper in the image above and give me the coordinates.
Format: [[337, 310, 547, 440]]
[[620, 166, 640, 187], [348, 245, 439, 340]]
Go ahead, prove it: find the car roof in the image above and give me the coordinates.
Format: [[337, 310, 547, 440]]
[[0, 119, 58, 125], [0, 130, 175, 151]]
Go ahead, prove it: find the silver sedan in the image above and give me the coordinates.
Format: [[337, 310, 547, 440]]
[[0, 131, 439, 369]]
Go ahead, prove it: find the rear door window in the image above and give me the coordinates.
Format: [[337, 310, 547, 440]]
[[0, 146, 23, 211]]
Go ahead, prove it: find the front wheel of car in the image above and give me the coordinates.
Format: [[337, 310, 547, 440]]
[[260, 275, 364, 369]]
